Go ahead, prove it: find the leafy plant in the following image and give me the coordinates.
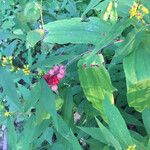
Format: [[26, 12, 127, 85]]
[[0, 0, 150, 150]]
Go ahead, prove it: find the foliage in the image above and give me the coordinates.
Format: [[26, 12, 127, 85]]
[[0, 0, 150, 150]]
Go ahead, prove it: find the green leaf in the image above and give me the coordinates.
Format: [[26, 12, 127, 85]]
[[142, 108, 150, 135], [130, 131, 146, 150], [82, 0, 102, 17], [146, 139, 150, 150], [123, 31, 150, 111], [102, 146, 110, 150], [93, 18, 131, 53], [4, 40, 18, 56], [18, 117, 50, 150], [119, 109, 143, 127], [0, 68, 22, 111], [78, 127, 106, 144], [51, 142, 65, 150], [102, 0, 118, 24], [26, 29, 45, 47], [24, 82, 41, 112], [24, 2, 40, 22], [35, 101, 50, 124], [57, 115, 82, 150], [86, 139, 105, 150], [13, 29, 24, 35], [55, 96, 64, 111], [131, 137, 146, 150], [43, 17, 111, 45], [78, 53, 115, 118], [18, 116, 35, 150], [42, 127, 53, 145], [103, 97, 133, 149], [109, 1, 118, 23], [62, 88, 73, 126], [130, 131, 146, 144], [95, 118, 122, 150], [7, 117, 17, 150], [1, 20, 14, 29], [117, 0, 132, 17], [112, 30, 136, 64], [33, 54, 75, 68], [39, 79, 58, 129]]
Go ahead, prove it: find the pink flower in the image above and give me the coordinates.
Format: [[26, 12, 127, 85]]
[[53, 65, 59, 73], [51, 85, 58, 92], [48, 69, 55, 76], [57, 73, 64, 79], [43, 64, 66, 92]]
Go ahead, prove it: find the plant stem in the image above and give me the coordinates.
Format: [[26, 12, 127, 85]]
[[40, 0, 44, 28]]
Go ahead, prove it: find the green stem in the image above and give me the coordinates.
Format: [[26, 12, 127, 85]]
[[40, 0, 44, 28]]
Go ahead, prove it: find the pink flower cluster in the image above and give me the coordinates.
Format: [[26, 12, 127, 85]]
[[44, 65, 66, 92]]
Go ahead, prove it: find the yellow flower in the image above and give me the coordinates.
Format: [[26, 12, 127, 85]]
[[129, 2, 149, 21], [129, 3, 138, 18], [142, 6, 149, 14], [4, 111, 11, 117], [129, 8, 137, 18], [8, 56, 13, 65], [1, 56, 7, 66], [136, 12, 143, 20], [132, 3, 138, 9], [126, 144, 136, 150], [23, 65, 31, 75]]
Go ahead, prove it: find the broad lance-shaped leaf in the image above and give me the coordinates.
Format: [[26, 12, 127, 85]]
[[123, 31, 150, 111], [78, 53, 115, 118], [111, 30, 136, 64], [142, 108, 150, 135], [57, 115, 82, 150], [0, 68, 22, 111], [26, 29, 45, 47], [78, 126, 122, 150], [93, 18, 131, 53], [39, 79, 58, 129], [33, 54, 76, 68], [18, 116, 50, 150], [43, 17, 111, 45], [102, 0, 118, 24], [7, 117, 17, 150], [103, 97, 133, 149], [82, 0, 102, 17], [146, 139, 150, 150], [62, 88, 73, 126], [95, 118, 122, 150]]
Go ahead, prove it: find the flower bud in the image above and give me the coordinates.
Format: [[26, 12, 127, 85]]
[[59, 69, 65, 75], [57, 73, 64, 79], [49, 69, 55, 76], [53, 65, 59, 73], [51, 85, 58, 92], [59, 65, 65, 70]]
